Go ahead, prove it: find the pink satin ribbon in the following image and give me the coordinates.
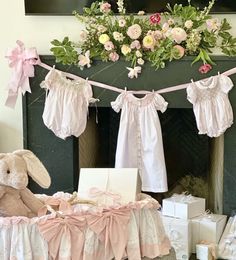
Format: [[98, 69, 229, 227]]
[[86, 208, 131, 260], [38, 214, 86, 260], [89, 187, 122, 203], [5, 40, 39, 108]]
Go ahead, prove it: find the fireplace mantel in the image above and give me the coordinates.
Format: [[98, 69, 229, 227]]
[[24, 56, 236, 215]]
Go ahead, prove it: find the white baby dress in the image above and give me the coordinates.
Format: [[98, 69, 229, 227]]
[[111, 91, 168, 192], [187, 74, 234, 137]]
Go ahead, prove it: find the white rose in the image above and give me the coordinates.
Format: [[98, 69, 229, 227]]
[[137, 58, 144, 65], [185, 20, 193, 29], [135, 50, 142, 58], [113, 32, 124, 42], [121, 45, 131, 56]]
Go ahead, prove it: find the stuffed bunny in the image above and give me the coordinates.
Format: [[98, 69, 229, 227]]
[[0, 149, 51, 218]]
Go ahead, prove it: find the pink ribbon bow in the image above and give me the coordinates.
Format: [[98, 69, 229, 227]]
[[5, 40, 39, 108], [86, 208, 131, 260], [38, 214, 86, 260], [89, 187, 122, 203], [38, 197, 73, 217]]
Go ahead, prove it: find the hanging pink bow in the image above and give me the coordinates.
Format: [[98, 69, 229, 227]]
[[38, 214, 86, 260], [86, 208, 131, 260], [5, 40, 39, 108]]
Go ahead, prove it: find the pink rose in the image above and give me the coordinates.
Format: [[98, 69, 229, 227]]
[[130, 40, 141, 49], [150, 13, 161, 24], [171, 27, 187, 44], [153, 30, 163, 40], [127, 24, 142, 40], [109, 52, 119, 62], [199, 64, 212, 74], [100, 2, 111, 13], [173, 45, 185, 59], [104, 41, 114, 51]]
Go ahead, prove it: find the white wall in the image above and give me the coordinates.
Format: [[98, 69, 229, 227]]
[[0, 0, 235, 152]]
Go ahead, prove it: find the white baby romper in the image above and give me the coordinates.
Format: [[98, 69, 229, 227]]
[[41, 68, 94, 139], [187, 74, 234, 137], [111, 91, 168, 192]]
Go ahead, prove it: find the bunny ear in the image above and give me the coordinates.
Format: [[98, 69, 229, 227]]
[[13, 150, 51, 188]]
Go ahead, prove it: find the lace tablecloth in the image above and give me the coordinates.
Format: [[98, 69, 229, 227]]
[[0, 193, 171, 260]]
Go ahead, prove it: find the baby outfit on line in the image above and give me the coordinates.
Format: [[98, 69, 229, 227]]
[[187, 74, 234, 137], [40, 68, 96, 139], [111, 91, 168, 193]]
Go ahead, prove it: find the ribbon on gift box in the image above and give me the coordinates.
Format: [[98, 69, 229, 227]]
[[87, 169, 123, 206], [170, 192, 196, 204], [198, 209, 216, 222], [199, 240, 216, 259], [5, 40, 40, 108], [89, 187, 122, 206]]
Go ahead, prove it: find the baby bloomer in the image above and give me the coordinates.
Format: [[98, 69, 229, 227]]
[[187, 74, 234, 137], [41, 68, 94, 139]]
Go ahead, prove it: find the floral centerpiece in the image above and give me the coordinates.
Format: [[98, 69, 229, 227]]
[[51, 0, 236, 78]]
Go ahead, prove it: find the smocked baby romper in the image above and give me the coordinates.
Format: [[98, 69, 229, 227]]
[[187, 74, 234, 137], [111, 91, 168, 192], [41, 68, 94, 139]]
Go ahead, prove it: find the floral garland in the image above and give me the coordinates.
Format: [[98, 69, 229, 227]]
[[51, 0, 236, 78]]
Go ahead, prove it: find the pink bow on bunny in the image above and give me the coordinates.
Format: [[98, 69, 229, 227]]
[[5, 40, 39, 108]]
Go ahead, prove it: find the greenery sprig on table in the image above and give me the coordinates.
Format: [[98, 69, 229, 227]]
[[51, 0, 236, 78]]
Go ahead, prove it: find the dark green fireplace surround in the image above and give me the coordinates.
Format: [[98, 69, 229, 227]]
[[23, 56, 236, 215]]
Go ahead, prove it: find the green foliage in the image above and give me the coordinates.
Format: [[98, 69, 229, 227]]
[[50, 0, 236, 77], [50, 37, 78, 65]]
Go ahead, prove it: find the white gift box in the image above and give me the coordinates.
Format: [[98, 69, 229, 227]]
[[196, 243, 215, 260], [191, 213, 227, 253], [162, 194, 205, 220], [218, 217, 236, 260], [78, 168, 141, 205], [162, 215, 191, 260]]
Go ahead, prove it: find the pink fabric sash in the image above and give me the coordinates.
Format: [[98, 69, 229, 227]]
[[5, 40, 39, 108], [86, 208, 131, 260], [38, 214, 86, 260]]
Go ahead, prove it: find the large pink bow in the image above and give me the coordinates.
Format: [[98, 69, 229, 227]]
[[5, 40, 39, 108], [38, 214, 86, 260], [86, 208, 131, 260]]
